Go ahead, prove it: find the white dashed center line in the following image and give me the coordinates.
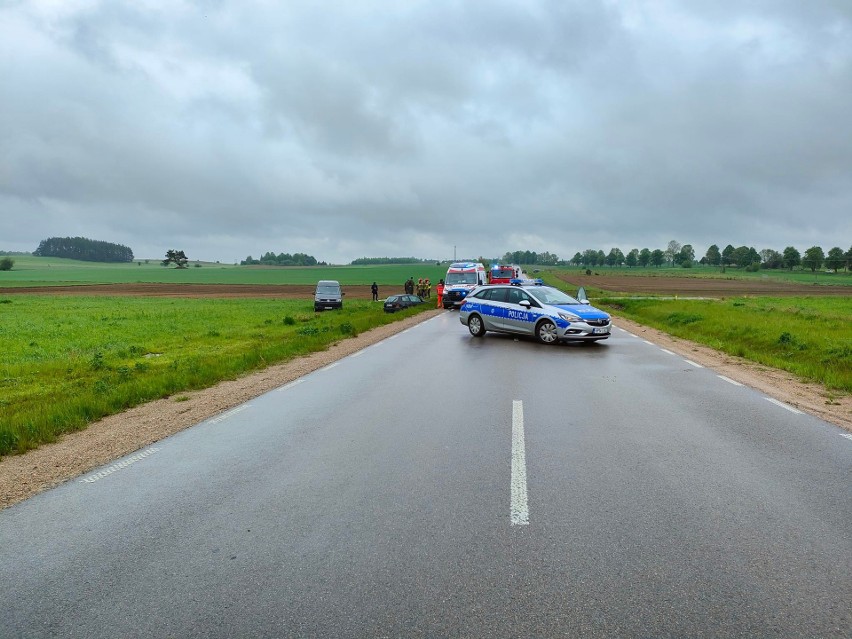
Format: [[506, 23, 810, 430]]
[[511, 400, 529, 526]]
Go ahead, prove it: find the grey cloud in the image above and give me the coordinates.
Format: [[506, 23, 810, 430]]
[[1, 1, 850, 262]]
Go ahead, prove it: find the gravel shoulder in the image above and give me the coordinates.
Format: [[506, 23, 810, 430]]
[[1, 309, 848, 511]]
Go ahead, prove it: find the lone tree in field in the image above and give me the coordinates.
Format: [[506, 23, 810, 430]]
[[162, 249, 189, 268], [802, 246, 825, 272], [0, 257, 13, 271]]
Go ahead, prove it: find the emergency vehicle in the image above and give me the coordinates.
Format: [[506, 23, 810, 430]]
[[442, 262, 487, 309], [488, 264, 520, 285]]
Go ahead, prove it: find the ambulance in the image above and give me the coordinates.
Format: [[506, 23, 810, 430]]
[[442, 262, 487, 309]]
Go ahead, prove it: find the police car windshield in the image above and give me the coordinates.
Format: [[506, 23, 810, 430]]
[[446, 273, 478, 285], [527, 287, 581, 306]]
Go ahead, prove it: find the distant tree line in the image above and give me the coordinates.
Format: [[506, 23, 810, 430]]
[[501, 250, 561, 265], [241, 252, 320, 266], [350, 257, 432, 265], [0, 251, 30, 256], [33, 237, 134, 263], [505, 241, 851, 272]]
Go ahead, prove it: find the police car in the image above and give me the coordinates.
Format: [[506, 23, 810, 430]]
[[458, 281, 611, 344]]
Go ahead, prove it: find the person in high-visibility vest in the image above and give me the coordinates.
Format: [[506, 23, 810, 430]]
[[436, 279, 444, 308]]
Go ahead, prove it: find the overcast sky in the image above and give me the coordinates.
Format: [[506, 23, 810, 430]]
[[2, 1, 850, 264]]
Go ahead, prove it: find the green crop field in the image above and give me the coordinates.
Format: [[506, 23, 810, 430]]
[[545, 264, 852, 286], [599, 296, 852, 393], [0, 295, 430, 457], [0, 255, 449, 287]]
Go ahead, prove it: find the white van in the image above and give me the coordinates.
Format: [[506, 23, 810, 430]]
[[314, 280, 343, 311]]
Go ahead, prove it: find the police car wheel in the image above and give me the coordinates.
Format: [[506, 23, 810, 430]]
[[468, 314, 486, 337], [536, 320, 558, 344]]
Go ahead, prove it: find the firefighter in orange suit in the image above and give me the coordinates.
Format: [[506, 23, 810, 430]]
[[436, 279, 444, 308]]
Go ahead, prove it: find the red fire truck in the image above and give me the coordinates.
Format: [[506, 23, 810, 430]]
[[488, 264, 520, 285]]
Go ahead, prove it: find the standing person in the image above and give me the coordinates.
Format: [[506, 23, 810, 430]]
[[371, 281, 378, 301], [405, 277, 413, 294], [425, 279, 431, 299], [436, 279, 444, 308]]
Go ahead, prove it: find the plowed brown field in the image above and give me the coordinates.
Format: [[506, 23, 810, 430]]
[[2, 278, 847, 298]]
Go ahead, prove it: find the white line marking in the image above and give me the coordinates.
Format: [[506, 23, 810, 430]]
[[321, 362, 339, 372], [840, 433, 852, 441], [630, 334, 640, 338], [388, 334, 399, 340], [277, 379, 305, 392], [349, 350, 364, 358], [765, 397, 804, 414], [208, 405, 250, 424], [660, 349, 675, 355], [80, 447, 161, 483], [717, 375, 743, 387], [684, 359, 703, 368], [643, 340, 654, 345], [511, 400, 529, 526]]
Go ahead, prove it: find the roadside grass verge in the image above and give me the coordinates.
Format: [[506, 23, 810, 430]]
[[598, 296, 852, 393], [0, 296, 429, 457]]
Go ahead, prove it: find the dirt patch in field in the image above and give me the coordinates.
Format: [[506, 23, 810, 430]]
[[554, 273, 850, 297]]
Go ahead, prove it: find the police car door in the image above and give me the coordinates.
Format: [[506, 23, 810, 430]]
[[504, 288, 536, 335], [482, 286, 509, 331]]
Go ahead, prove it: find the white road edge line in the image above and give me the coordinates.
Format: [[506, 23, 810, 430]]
[[208, 405, 250, 424], [684, 359, 703, 368], [349, 350, 364, 358], [765, 397, 804, 414], [321, 362, 339, 372], [80, 447, 161, 484], [511, 400, 530, 526], [642, 340, 654, 345], [660, 349, 675, 355], [278, 379, 305, 392], [717, 375, 743, 387], [840, 433, 852, 441]]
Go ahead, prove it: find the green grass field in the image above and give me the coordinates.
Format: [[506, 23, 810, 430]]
[[0, 295, 430, 457], [0, 255, 449, 287], [598, 296, 852, 393], [544, 264, 852, 286]]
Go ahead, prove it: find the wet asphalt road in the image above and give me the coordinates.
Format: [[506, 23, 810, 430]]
[[1, 312, 850, 638]]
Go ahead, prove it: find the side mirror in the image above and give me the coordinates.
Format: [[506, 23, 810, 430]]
[[519, 300, 531, 308]]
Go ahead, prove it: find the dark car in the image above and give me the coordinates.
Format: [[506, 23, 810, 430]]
[[383, 294, 423, 313]]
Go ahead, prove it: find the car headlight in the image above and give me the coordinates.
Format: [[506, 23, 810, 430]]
[[557, 311, 581, 322]]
